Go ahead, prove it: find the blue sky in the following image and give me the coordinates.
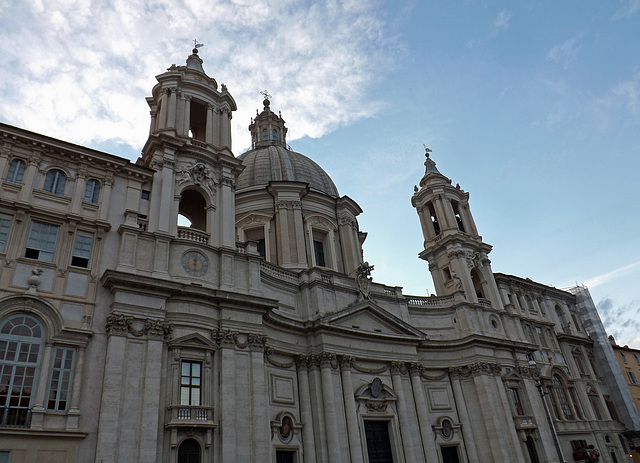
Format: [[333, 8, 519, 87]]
[[1, 0, 639, 346]]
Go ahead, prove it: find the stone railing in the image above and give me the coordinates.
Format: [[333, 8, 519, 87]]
[[406, 295, 455, 309], [177, 227, 210, 244], [260, 261, 299, 284]]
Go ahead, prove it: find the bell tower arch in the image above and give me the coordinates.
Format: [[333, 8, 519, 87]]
[[138, 47, 243, 249], [411, 148, 501, 307]]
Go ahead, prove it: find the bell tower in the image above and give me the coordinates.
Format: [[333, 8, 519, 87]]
[[411, 149, 501, 307], [138, 46, 243, 251]]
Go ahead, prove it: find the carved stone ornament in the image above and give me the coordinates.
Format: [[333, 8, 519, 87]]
[[105, 313, 173, 340], [175, 161, 219, 196]]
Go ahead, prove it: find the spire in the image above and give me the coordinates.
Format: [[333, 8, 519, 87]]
[[249, 91, 288, 149], [423, 146, 441, 176], [186, 41, 205, 73]]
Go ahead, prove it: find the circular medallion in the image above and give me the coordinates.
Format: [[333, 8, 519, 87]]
[[181, 251, 208, 277]]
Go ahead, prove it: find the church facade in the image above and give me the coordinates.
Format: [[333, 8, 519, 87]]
[[0, 49, 638, 463]]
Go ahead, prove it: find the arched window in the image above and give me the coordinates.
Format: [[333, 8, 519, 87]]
[[428, 203, 440, 235], [471, 269, 484, 299], [178, 190, 207, 231], [272, 129, 278, 145], [0, 315, 44, 427], [84, 179, 101, 203], [551, 374, 573, 420], [43, 169, 66, 195], [177, 438, 201, 463], [555, 305, 569, 334], [5, 159, 25, 184], [262, 129, 268, 145]]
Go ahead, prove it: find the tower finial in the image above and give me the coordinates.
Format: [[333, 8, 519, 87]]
[[192, 39, 204, 54], [423, 144, 432, 159]]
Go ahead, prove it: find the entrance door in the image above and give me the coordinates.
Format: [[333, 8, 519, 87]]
[[526, 436, 540, 463], [364, 421, 393, 463], [441, 446, 461, 463]]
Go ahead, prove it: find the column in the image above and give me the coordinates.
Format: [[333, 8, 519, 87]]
[[183, 96, 191, 137], [449, 368, 480, 462], [250, 336, 269, 461], [390, 362, 418, 463], [296, 356, 317, 463], [340, 356, 364, 463], [206, 104, 214, 144], [409, 363, 440, 462], [98, 175, 113, 222], [71, 165, 87, 215], [167, 88, 177, 129], [308, 357, 329, 463], [320, 353, 342, 463], [220, 343, 237, 461], [158, 89, 168, 129], [30, 342, 53, 429], [18, 151, 40, 203], [275, 200, 292, 265]]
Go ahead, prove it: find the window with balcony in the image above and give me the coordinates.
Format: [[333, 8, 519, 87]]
[[5, 159, 25, 184], [24, 221, 59, 262], [181, 361, 202, 406], [43, 169, 66, 195], [0, 315, 43, 427]]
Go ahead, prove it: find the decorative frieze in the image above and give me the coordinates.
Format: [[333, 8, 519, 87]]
[[211, 328, 267, 351], [175, 161, 219, 197], [105, 313, 173, 340]]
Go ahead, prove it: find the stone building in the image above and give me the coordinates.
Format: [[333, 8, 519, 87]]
[[1, 48, 639, 463]]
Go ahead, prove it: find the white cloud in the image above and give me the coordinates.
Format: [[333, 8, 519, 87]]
[[584, 260, 640, 288], [494, 10, 513, 30], [0, 0, 398, 156], [612, 70, 640, 114], [546, 35, 582, 68], [612, 0, 640, 20]]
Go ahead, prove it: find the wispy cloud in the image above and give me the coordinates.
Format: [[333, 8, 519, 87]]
[[546, 35, 582, 68], [584, 260, 640, 288], [494, 10, 513, 30], [0, 0, 399, 155], [612, 0, 640, 20], [467, 9, 513, 48], [612, 70, 640, 114]]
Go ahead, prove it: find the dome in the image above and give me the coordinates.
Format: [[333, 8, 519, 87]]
[[236, 145, 339, 197]]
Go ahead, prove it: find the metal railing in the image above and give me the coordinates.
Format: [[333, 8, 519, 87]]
[[0, 406, 31, 428]]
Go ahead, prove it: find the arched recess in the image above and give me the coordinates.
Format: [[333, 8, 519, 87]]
[[470, 268, 485, 299], [178, 188, 208, 231], [0, 295, 63, 337], [177, 438, 201, 463]]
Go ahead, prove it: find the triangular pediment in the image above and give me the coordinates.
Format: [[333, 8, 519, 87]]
[[168, 332, 217, 350], [318, 301, 427, 340]]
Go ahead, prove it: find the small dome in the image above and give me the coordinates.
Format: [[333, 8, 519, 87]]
[[237, 145, 339, 197]]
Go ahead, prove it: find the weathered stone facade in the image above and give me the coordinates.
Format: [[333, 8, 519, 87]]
[[0, 48, 638, 463]]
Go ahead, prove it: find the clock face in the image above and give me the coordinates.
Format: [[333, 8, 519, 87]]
[[181, 251, 208, 277]]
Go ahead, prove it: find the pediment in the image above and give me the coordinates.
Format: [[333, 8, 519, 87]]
[[318, 301, 426, 340], [168, 332, 217, 350]]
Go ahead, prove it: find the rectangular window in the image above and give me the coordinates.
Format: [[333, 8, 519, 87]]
[[180, 361, 201, 405], [313, 239, 326, 267], [24, 221, 59, 262], [510, 387, 525, 416], [535, 327, 548, 348], [627, 370, 638, 385], [0, 451, 10, 463], [0, 217, 12, 253], [47, 347, 75, 411], [141, 190, 150, 200], [589, 395, 603, 420], [70, 233, 93, 268], [275, 451, 296, 463]]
